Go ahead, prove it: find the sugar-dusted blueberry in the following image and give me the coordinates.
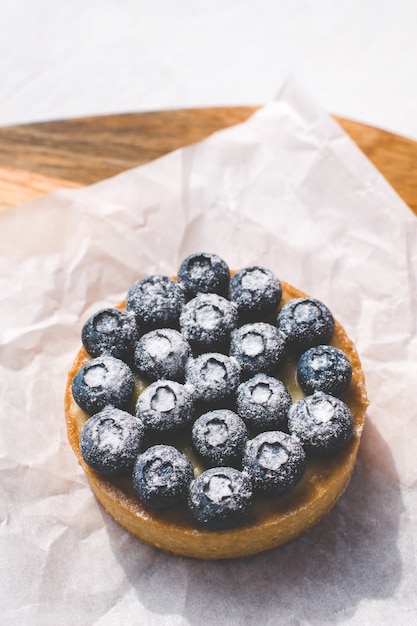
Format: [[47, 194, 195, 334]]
[[126, 275, 184, 330], [185, 352, 241, 405], [133, 445, 194, 509], [80, 407, 145, 475], [297, 345, 352, 397], [276, 297, 334, 352], [229, 322, 286, 376], [180, 293, 238, 352], [229, 266, 282, 319], [236, 373, 292, 432], [178, 252, 230, 298], [81, 307, 138, 362], [242, 431, 306, 495], [188, 467, 252, 530], [135, 379, 194, 432], [72, 355, 135, 415], [191, 409, 248, 467], [134, 328, 191, 382], [288, 391, 354, 454]]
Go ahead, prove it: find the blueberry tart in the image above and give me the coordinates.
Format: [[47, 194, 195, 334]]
[[65, 259, 368, 559]]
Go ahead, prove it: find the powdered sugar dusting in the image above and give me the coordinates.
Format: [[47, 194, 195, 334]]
[[241, 268, 269, 290], [310, 354, 329, 371], [135, 329, 191, 382], [294, 301, 320, 323], [241, 332, 264, 357], [192, 409, 248, 466], [144, 333, 172, 359], [185, 353, 241, 404], [308, 399, 335, 423], [80, 407, 145, 474], [202, 358, 227, 382], [204, 474, 233, 503], [189, 257, 212, 279], [243, 431, 306, 494], [237, 374, 292, 431], [126, 275, 184, 328], [195, 303, 222, 329], [96, 418, 124, 451], [84, 364, 107, 388], [151, 386, 176, 412], [180, 293, 238, 350], [144, 458, 174, 487], [288, 392, 354, 452], [258, 442, 289, 470], [83, 358, 129, 389], [94, 311, 119, 333], [204, 419, 228, 446], [251, 382, 272, 404], [230, 322, 286, 376], [136, 380, 194, 431]]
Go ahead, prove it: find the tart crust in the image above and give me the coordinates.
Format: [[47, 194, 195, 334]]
[[65, 280, 368, 559]]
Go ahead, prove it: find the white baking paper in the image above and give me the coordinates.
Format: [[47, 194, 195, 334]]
[[1, 79, 416, 625]]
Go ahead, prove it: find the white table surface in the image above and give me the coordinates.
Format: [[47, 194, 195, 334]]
[[1, 0, 417, 140]]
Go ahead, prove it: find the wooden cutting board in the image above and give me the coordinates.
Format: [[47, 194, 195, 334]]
[[0, 107, 416, 216]]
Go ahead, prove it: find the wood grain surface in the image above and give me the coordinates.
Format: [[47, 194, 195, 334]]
[[0, 107, 416, 215]]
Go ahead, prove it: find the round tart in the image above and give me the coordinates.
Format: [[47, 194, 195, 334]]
[[65, 276, 368, 560]]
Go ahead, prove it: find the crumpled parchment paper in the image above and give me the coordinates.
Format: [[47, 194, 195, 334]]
[[1, 79, 416, 626]]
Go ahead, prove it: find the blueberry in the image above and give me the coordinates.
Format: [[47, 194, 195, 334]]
[[297, 345, 352, 397], [242, 431, 306, 495], [135, 379, 194, 432], [185, 352, 241, 405], [229, 322, 286, 376], [191, 409, 248, 467], [133, 445, 194, 509], [81, 307, 138, 362], [288, 391, 354, 454], [276, 297, 334, 352], [229, 266, 282, 319], [178, 252, 230, 298], [236, 373, 292, 432], [134, 328, 191, 382], [80, 407, 145, 475], [180, 293, 238, 352], [72, 355, 135, 415], [188, 467, 253, 530], [126, 275, 184, 330]]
